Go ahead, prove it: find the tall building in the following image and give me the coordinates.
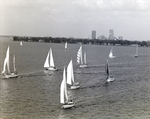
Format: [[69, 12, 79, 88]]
[[91, 30, 96, 39], [109, 29, 114, 40]]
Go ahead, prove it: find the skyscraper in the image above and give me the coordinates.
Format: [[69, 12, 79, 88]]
[[109, 29, 114, 40], [91, 30, 96, 39]]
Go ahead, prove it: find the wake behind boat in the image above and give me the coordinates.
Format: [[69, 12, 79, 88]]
[[44, 47, 58, 71], [67, 60, 80, 89], [105, 59, 114, 83], [60, 66, 75, 109], [1, 46, 18, 79], [77, 45, 87, 68]]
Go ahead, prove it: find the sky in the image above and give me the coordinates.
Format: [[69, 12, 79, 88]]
[[1, 0, 150, 41]]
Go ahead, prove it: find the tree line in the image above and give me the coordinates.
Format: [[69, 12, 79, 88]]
[[13, 36, 150, 47]]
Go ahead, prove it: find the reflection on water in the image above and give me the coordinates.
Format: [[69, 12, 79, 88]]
[[0, 39, 150, 118]]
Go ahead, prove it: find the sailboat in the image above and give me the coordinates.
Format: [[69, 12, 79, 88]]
[[134, 44, 138, 58], [1, 46, 18, 78], [105, 59, 114, 82], [60, 66, 75, 109], [109, 47, 116, 59], [20, 41, 23, 46], [67, 60, 80, 89], [65, 42, 67, 50], [44, 47, 57, 71], [77, 45, 87, 68]]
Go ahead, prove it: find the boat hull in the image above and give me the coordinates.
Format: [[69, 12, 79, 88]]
[[109, 56, 116, 59], [46, 67, 58, 71], [2, 73, 18, 79], [62, 103, 75, 109], [134, 55, 138, 58], [106, 77, 114, 82], [80, 64, 87, 68], [71, 85, 80, 89]]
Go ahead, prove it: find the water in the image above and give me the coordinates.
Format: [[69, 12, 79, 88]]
[[0, 37, 150, 119]]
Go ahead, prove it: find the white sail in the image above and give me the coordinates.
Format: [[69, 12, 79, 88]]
[[109, 47, 116, 59], [2, 46, 9, 73], [50, 48, 55, 67], [2, 57, 7, 74], [20, 41, 23, 46], [77, 46, 81, 64], [84, 52, 86, 64], [67, 60, 74, 85], [60, 67, 68, 104], [44, 48, 57, 71], [13, 54, 16, 72], [77, 46, 83, 64], [65, 42, 67, 49], [1, 46, 18, 78], [6, 46, 10, 73], [109, 49, 113, 58], [44, 51, 50, 68], [135, 45, 138, 57]]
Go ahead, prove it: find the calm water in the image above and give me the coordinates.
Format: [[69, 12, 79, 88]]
[[0, 37, 150, 119]]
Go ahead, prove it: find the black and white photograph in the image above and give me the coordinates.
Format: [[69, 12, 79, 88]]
[[0, 0, 150, 119]]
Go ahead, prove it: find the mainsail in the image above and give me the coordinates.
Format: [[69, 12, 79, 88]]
[[60, 67, 68, 104], [67, 60, 74, 85], [77, 46, 83, 64]]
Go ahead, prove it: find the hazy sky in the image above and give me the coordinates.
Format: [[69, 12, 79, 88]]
[[1, 0, 150, 41]]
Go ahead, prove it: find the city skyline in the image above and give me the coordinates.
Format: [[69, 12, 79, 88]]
[[1, 0, 150, 41]]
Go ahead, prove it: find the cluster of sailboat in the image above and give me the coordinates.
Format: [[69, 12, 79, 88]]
[[1, 42, 139, 109]]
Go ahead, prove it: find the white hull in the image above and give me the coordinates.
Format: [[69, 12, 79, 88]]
[[2, 73, 18, 79], [79, 64, 87, 68], [62, 103, 75, 109], [71, 85, 80, 90], [109, 56, 116, 59], [134, 55, 138, 58], [106, 77, 114, 82], [46, 67, 58, 71]]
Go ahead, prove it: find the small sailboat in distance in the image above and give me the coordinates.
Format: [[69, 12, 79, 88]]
[[134, 44, 138, 58], [20, 41, 23, 46], [77, 45, 87, 68], [109, 47, 116, 59], [1, 46, 18, 78], [65, 42, 67, 50], [60, 66, 75, 109], [67, 60, 80, 89], [105, 59, 114, 83], [44, 47, 57, 71]]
